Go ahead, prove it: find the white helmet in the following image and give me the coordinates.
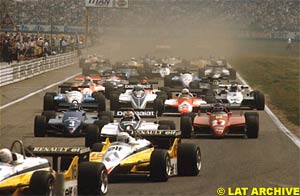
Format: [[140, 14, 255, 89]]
[[181, 88, 190, 94], [0, 148, 13, 163]]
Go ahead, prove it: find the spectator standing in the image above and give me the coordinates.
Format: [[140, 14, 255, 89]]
[[286, 37, 292, 50], [16, 40, 21, 62]]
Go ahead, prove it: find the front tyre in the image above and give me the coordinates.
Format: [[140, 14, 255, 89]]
[[29, 171, 54, 196], [34, 115, 47, 137], [245, 112, 259, 138], [177, 143, 201, 176], [78, 162, 108, 195], [150, 150, 171, 182], [180, 114, 193, 139]]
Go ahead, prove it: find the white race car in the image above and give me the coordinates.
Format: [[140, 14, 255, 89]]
[[109, 84, 167, 115], [85, 110, 176, 147], [216, 83, 265, 110]]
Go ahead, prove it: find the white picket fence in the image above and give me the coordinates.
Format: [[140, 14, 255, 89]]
[[0, 52, 77, 87]]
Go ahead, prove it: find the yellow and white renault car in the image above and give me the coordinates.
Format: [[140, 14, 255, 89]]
[[0, 140, 108, 196], [89, 126, 202, 182]]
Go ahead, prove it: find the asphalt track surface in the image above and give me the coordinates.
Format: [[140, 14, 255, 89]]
[[0, 64, 299, 196]]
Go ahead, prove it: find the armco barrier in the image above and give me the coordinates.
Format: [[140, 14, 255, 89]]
[[0, 52, 77, 87]]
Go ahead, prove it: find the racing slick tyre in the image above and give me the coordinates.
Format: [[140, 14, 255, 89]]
[[180, 114, 193, 139], [41, 110, 56, 122], [229, 68, 236, 80], [78, 162, 108, 195], [158, 87, 172, 99], [177, 143, 201, 176], [153, 98, 164, 116], [164, 75, 173, 87], [98, 111, 114, 123], [110, 92, 120, 111], [189, 81, 199, 89], [84, 125, 100, 148], [253, 90, 265, 110], [93, 92, 106, 111], [150, 150, 171, 182], [94, 119, 110, 131], [91, 143, 104, 152], [104, 83, 114, 99], [43, 94, 56, 111], [245, 112, 259, 138], [29, 171, 54, 196], [158, 120, 176, 130], [198, 68, 205, 78], [34, 115, 47, 137]]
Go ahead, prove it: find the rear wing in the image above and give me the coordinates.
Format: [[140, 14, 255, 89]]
[[30, 147, 90, 171], [138, 129, 181, 138], [123, 84, 153, 90], [114, 110, 157, 118]]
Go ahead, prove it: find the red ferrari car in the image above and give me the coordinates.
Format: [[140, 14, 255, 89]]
[[180, 103, 259, 139]]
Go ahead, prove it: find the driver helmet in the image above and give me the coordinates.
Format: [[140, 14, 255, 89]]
[[230, 83, 238, 92], [116, 132, 131, 143], [140, 77, 148, 85], [132, 85, 145, 98], [181, 88, 190, 95], [0, 148, 13, 164], [122, 110, 135, 121], [83, 76, 93, 85], [70, 102, 79, 111], [212, 103, 225, 113]]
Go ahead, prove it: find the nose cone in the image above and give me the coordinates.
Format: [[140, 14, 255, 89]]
[[212, 126, 226, 137]]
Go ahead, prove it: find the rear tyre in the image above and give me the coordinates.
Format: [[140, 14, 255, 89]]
[[41, 110, 56, 122], [43, 94, 56, 111], [29, 171, 54, 196], [198, 68, 205, 78], [253, 90, 265, 110], [104, 83, 114, 99], [78, 162, 108, 195], [153, 98, 164, 116], [164, 75, 172, 87], [98, 111, 114, 123], [93, 92, 106, 111], [245, 112, 259, 138], [34, 115, 47, 137], [177, 143, 201, 176], [84, 125, 100, 148], [180, 114, 192, 139], [189, 81, 199, 89], [150, 150, 170, 182], [110, 92, 120, 111]]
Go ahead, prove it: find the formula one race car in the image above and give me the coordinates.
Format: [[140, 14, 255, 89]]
[[43, 83, 106, 111], [180, 103, 259, 139], [34, 103, 110, 137], [79, 55, 111, 75], [151, 63, 177, 78], [85, 110, 176, 147], [164, 71, 201, 89], [215, 83, 265, 110], [0, 140, 107, 195], [109, 84, 168, 116], [89, 125, 201, 182], [198, 61, 236, 80], [161, 89, 208, 115]]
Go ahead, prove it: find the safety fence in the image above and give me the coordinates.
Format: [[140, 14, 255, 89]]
[[0, 52, 77, 87]]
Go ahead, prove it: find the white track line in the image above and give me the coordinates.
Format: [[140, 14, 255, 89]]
[[236, 72, 300, 148], [0, 72, 81, 111]]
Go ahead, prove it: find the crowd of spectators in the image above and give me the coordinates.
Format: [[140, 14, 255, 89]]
[[1, 0, 298, 32], [1, 0, 298, 63], [0, 32, 78, 64]]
